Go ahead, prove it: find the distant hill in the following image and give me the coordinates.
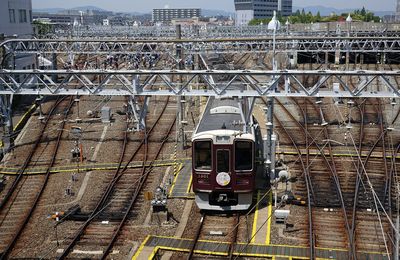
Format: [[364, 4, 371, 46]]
[[33, 8, 65, 13], [33, 6, 108, 14], [34, 5, 393, 18], [293, 5, 394, 17], [202, 9, 234, 17], [69, 6, 108, 12], [34, 6, 235, 17]]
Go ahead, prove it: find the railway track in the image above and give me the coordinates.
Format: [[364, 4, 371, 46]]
[[187, 212, 240, 260], [270, 62, 398, 258], [0, 96, 74, 259], [57, 97, 176, 259], [347, 64, 393, 255]]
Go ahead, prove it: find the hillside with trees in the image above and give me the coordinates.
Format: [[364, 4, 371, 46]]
[[248, 7, 380, 25]]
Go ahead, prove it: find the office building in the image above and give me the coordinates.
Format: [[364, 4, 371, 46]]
[[234, 0, 292, 26], [0, 0, 33, 37], [152, 8, 201, 23]]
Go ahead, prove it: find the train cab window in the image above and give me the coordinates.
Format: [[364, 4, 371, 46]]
[[235, 141, 253, 171], [194, 141, 212, 170], [217, 150, 230, 173]]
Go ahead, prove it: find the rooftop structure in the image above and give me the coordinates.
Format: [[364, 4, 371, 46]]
[[152, 8, 201, 24], [234, 0, 292, 26]]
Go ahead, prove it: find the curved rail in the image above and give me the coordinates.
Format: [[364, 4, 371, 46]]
[[57, 97, 172, 259], [100, 107, 177, 259], [0, 97, 66, 212], [0, 96, 74, 259]]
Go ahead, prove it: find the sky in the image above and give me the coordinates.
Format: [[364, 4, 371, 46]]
[[32, 0, 396, 13]]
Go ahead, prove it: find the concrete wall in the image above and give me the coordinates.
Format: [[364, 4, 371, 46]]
[[0, 0, 33, 37]]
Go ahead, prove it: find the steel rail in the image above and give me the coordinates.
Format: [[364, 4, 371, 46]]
[[228, 214, 240, 260], [187, 212, 206, 260], [101, 111, 177, 259], [304, 92, 356, 259], [0, 96, 74, 259], [0, 96, 65, 211], [57, 97, 170, 259], [303, 99, 316, 260], [273, 112, 312, 258]]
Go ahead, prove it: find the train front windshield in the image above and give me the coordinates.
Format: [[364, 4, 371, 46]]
[[235, 141, 253, 171], [194, 141, 212, 170], [217, 150, 230, 173]]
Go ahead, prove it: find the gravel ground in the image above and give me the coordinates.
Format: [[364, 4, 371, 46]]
[[3, 96, 196, 259]]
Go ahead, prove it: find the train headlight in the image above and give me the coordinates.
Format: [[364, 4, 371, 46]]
[[216, 172, 231, 187]]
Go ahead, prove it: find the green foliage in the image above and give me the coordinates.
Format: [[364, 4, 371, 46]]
[[32, 20, 54, 37], [248, 7, 381, 25]]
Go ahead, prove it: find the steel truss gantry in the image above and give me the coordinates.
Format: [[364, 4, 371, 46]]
[[2, 37, 400, 55], [64, 24, 400, 39], [0, 69, 399, 98]]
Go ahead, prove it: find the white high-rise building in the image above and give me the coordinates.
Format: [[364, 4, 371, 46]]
[[397, 0, 400, 18], [397, 0, 400, 13], [0, 0, 33, 37]]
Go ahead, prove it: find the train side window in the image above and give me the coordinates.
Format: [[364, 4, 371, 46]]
[[217, 150, 230, 173], [194, 141, 212, 170], [235, 141, 253, 171]]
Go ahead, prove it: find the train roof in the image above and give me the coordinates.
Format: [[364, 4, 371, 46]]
[[195, 97, 247, 134]]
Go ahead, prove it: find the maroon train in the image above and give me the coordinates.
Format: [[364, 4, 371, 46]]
[[192, 97, 262, 211]]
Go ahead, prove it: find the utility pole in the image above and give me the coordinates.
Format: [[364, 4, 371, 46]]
[[176, 24, 186, 149], [265, 11, 280, 203], [0, 34, 14, 154], [395, 189, 400, 260]]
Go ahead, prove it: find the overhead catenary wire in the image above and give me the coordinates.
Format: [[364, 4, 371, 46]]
[[333, 99, 399, 243]]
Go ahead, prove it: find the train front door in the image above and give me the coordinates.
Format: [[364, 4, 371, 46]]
[[214, 146, 232, 188]]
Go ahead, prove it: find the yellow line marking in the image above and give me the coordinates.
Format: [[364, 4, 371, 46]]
[[168, 163, 183, 197], [149, 246, 161, 259], [148, 235, 231, 244], [152, 246, 229, 257], [186, 174, 192, 194], [0, 104, 37, 148], [280, 150, 400, 159], [14, 104, 37, 131], [251, 190, 260, 244], [138, 235, 388, 259], [131, 235, 151, 260], [235, 252, 310, 259], [0, 161, 187, 176], [265, 191, 272, 245]]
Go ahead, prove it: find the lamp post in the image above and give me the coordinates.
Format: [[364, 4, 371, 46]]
[[285, 19, 290, 35], [345, 14, 352, 70], [346, 13, 353, 37], [268, 11, 281, 72]]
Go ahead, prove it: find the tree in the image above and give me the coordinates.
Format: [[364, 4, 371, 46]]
[[248, 7, 381, 26], [361, 7, 366, 16], [32, 20, 54, 37], [316, 11, 321, 21]]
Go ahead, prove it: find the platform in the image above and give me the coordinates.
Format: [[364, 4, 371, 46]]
[[251, 190, 273, 245], [168, 161, 195, 199], [133, 235, 389, 260]]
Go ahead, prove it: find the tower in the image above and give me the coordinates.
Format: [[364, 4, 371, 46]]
[[397, 0, 400, 13]]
